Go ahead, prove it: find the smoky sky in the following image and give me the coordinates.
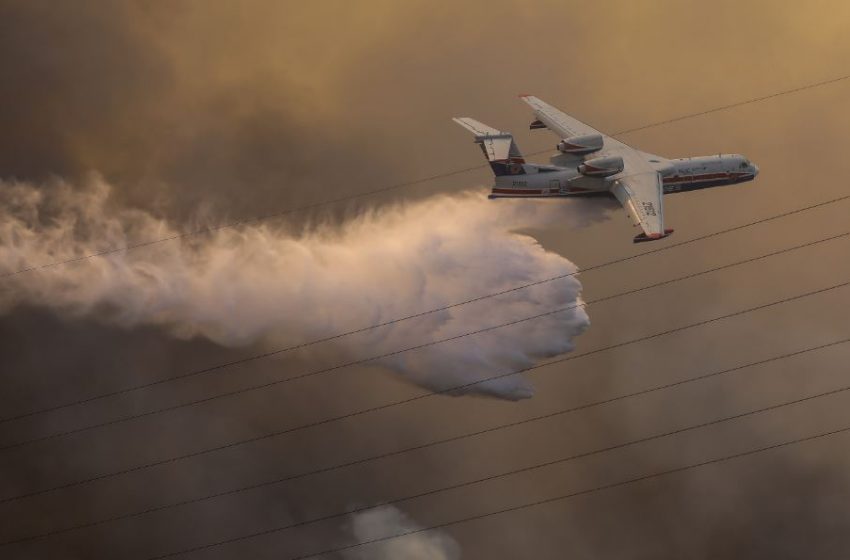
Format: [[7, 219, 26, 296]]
[[2, 1, 850, 559], [0, 0, 416, 222]]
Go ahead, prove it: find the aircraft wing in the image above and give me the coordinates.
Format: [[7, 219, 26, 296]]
[[610, 171, 671, 242], [520, 94, 640, 163], [519, 95, 672, 241], [520, 95, 605, 140]]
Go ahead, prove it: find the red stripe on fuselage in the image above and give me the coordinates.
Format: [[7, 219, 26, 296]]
[[492, 188, 544, 195], [491, 171, 752, 199], [663, 172, 730, 184]]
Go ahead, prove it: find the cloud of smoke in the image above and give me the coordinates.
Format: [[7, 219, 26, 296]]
[[344, 505, 461, 560], [0, 176, 591, 399]]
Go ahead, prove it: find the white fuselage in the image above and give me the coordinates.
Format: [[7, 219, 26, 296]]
[[489, 154, 759, 199]]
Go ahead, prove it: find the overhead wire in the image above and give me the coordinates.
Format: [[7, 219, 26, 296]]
[[3, 336, 846, 546], [2, 260, 848, 504], [144, 378, 850, 559], [3, 192, 849, 427], [3, 71, 850, 555], [2, 71, 849, 281], [290, 425, 850, 560], [2, 229, 848, 456]]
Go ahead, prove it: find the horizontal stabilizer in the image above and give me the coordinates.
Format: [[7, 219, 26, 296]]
[[453, 117, 527, 176], [452, 117, 504, 138]]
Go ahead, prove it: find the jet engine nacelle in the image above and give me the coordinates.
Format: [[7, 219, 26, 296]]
[[557, 133, 603, 155], [578, 155, 624, 178]]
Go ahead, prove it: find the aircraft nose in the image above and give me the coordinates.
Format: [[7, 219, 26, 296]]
[[752, 164, 759, 177]]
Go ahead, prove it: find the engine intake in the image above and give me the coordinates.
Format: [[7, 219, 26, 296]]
[[557, 133, 603, 155], [578, 156, 624, 178]]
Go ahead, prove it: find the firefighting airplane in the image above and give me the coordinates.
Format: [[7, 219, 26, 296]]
[[453, 96, 759, 242]]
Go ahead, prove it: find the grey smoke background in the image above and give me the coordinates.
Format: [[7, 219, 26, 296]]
[[1, 1, 850, 559]]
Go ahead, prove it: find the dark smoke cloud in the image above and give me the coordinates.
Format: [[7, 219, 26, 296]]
[[0, 0, 412, 223], [1, 1, 850, 559]]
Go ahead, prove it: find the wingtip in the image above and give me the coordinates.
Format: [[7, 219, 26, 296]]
[[517, 93, 533, 98], [633, 229, 675, 243]]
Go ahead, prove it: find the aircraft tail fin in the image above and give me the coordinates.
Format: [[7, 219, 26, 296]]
[[452, 117, 527, 177]]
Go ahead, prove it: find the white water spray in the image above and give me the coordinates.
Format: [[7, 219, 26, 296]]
[[0, 176, 593, 399]]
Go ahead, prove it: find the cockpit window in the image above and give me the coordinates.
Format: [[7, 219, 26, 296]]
[[740, 162, 748, 168]]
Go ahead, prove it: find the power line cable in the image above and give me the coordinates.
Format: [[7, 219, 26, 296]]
[[4, 193, 849, 427], [292, 427, 850, 560], [2, 72, 848, 553], [146, 382, 850, 559], [3, 230, 847, 455], [611, 72, 850, 136], [2, 72, 848, 281], [4, 336, 846, 547], [2, 271, 848, 505]]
